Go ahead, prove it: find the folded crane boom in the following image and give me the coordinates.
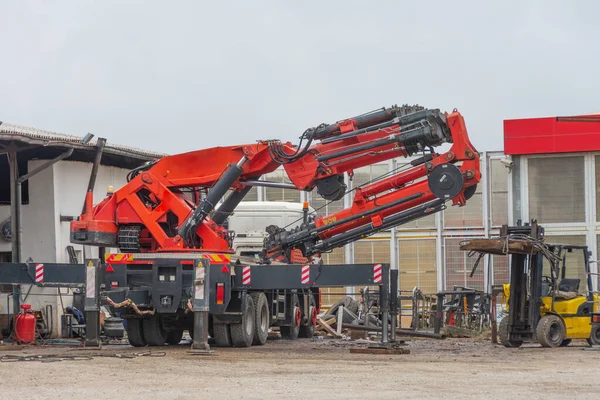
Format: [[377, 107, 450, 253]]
[[70, 104, 480, 262]]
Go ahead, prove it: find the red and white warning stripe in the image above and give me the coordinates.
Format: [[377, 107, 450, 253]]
[[373, 264, 382, 284], [242, 266, 251, 285], [301, 264, 310, 284], [35, 264, 44, 283]]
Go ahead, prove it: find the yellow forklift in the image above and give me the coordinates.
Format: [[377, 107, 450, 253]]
[[462, 220, 600, 348]]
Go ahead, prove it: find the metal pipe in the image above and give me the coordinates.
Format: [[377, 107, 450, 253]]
[[380, 264, 390, 345], [434, 292, 444, 335], [8, 151, 19, 263], [390, 269, 399, 342], [341, 323, 444, 339], [240, 179, 297, 189], [8, 150, 20, 315], [82, 138, 106, 214]]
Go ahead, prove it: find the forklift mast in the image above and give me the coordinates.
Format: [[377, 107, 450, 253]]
[[502, 220, 545, 343]]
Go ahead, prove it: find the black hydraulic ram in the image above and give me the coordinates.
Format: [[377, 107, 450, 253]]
[[314, 199, 445, 253], [212, 184, 254, 226], [178, 156, 248, 245], [264, 193, 424, 256], [311, 106, 404, 140], [318, 111, 451, 162]]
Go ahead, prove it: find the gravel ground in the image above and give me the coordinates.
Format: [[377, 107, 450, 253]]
[[1, 337, 599, 399]]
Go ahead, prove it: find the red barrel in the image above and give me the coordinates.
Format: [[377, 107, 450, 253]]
[[14, 304, 36, 344]]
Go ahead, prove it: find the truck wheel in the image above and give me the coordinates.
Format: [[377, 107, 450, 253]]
[[536, 314, 565, 348], [143, 315, 167, 346], [231, 293, 255, 347], [498, 317, 522, 348], [324, 295, 358, 318], [251, 292, 269, 346], [126, 318, 146, 347], [280, 294, 300, 340], [299, 294, 316, 338], [587, 324, 600, 346], [213, 322, 232, 347], [166, 329, 184, 345]]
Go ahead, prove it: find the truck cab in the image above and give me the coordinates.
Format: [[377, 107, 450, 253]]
[[227, 201, 315, 259]]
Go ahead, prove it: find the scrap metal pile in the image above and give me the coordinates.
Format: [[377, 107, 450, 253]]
[[314, 288, 444, 340]]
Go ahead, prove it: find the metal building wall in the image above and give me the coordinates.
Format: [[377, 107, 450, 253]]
[[511, 152, 599, 290]]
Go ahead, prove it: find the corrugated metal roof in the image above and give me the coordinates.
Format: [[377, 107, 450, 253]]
[[0, 121, 166, 160]]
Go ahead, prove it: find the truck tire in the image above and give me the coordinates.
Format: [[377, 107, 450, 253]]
[[324, 296, 359, 318], [251, 292, 269, 346], [231, 293, 255, 347], [213, 322, 232, 347], [281, 294, 300, 340], [126, 318, 146, 347], [498, 316, 522, 348], [166, 329, 184, 345], [587, 324, 600, 346], [143, 315, 167, 346], [299, 294, 316, 338], [536, 314, 565, 348]]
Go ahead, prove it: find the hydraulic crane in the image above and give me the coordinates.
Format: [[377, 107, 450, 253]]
[[70, 104, 481, 263]]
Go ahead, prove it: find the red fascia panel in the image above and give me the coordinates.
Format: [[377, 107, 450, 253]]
[[504, 116, 600, 155]]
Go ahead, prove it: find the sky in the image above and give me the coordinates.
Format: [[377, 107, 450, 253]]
[[1, 1, 599, 155]]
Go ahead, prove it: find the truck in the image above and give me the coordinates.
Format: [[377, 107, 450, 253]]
[[226, 201, 315, 260], [3, 104, 482, 350]]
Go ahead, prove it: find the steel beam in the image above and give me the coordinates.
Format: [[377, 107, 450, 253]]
[[0, 262, 86, 285], [231, 263, 389, 290]]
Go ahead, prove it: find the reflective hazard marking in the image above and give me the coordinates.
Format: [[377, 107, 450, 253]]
[[242, 266, 251, 285], [105, 253, 134, 263], [301, 265, 310, 284], [35, 264, 44, 283], [194, 266, 205, 300], [202, 253, 231, 263], [373, 264, 382, 284], [86, 261, 96, 299]]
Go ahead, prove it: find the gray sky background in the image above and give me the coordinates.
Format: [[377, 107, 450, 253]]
[[1, 1, 598, 155]]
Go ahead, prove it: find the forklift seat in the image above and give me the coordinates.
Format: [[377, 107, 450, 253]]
[[558, 278, 580, 293]]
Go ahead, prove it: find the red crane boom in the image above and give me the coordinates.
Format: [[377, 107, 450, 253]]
[[70, 104, 480, 262]]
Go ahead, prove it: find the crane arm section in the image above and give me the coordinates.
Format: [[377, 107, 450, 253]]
[[70, 104, 480, 260]]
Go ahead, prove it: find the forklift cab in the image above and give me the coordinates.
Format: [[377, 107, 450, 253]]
[[541, 245, 587, 297]]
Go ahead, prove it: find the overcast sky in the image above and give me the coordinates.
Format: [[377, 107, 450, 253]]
[[1, 1, 598, 155]]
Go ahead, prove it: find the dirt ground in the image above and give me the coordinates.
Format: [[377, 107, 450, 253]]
[[1, 336, 599, 399]]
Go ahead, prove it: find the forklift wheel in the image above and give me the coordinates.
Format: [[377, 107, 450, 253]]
[[536, 314, 565, 348], [587, 325, 600, 346]]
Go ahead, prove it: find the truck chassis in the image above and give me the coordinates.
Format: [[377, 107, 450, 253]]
[[0, 255, 393, 351]]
